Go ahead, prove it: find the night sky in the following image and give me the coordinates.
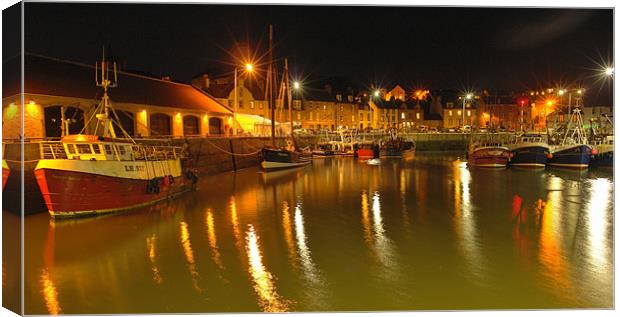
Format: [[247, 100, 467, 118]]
[[23, 3, 613, 104]]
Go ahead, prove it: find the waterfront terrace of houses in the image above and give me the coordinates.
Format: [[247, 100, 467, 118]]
[[2, 53, 234, 142]]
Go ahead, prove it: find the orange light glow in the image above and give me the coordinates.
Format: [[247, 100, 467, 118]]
[[40, 268, 62, 315]]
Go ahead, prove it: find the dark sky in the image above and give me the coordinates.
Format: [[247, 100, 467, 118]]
[[23, 3, 613, 103]]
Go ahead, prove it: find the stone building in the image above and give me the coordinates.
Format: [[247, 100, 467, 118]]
[[439, 91, 478, 128], [2, 54, 233, 140]]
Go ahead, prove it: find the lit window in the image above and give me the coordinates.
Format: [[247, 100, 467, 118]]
[[401, 112, 405, 119], [76, 144, 92, 154], [449, 110, 453, 116], [458, 110, 462, 115], [250, 101, 255, 109], [416, 113, 420, 120], [467, 110, 471, 116]]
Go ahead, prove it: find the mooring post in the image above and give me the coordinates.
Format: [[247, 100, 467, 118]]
[[229, 137, 237, 171]]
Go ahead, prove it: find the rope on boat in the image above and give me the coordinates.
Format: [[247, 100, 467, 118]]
[[201, 138, 263, 156]]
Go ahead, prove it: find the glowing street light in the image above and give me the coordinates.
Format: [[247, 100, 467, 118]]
[[462, 93, 473, 130], [233, 62, 255, 136], [558, 89, 565, 96], [604, 67, 614, 77], [245, 63, 254, 72], [293, 81, 300, 90], [373, 90, 380, 97]]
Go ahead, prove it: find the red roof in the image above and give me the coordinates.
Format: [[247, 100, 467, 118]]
[[4, 54, 232, 115]]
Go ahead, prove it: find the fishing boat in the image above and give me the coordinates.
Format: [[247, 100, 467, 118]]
[[508, 133, 551, 168], [260, 26, 311, 171], [312, 142, 336, 158], [330, 129, 356, 157], [355, 140, 378, 160], [548, 109, 594, 169], [34, 54, 196, 218], [590, 135, 613, 168], [380, 129, 415, 160], [468, 136, 511, 168]]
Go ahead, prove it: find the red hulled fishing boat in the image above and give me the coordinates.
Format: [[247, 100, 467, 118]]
[[468, 140, 511, 168], [34, 54, 196, 218]]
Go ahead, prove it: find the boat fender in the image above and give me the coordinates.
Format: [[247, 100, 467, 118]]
[[591, 149, 598, 155], [546, 153, 553, 159], [162, 176, 170, 186], [168, 175, 174, 184]]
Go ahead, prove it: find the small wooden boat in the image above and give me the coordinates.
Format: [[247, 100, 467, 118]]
[[260, 147, 312, 171]]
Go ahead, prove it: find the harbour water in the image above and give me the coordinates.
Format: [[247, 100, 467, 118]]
[[7, 153, 614, 313]]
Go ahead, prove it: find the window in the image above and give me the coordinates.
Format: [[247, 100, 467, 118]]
[[259, 102, 263, 110], [183, 115, 200, 135], [117, 145, 126, 155], [104, 144, 112, 155], [92, 144, 102, 154], [416, 113, 420, 120], [336, 94, 342, 101], [76, 144, 92, 154], [352, 115, 355, 122], [348, 95, 353, 102], [449, 110, 453, 116], [457, 110, 462, 115], [401, 112, 406, 119], [323, 105, 327, 110], [467, 110, 471, 117], [297, 113, 301, 120], [66, 144, 76, 154], [150, 113, 171, 136]]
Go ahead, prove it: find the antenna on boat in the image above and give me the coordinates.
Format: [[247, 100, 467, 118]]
[[266, 24, 276, 146]]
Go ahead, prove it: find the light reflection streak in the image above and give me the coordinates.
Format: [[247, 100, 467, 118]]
[[583, 178, 612, 279], [538, 176, 574, 301], [294, 203, 320, 282], [245, 225, 289, 312], [179, 221, 202, 292], [146, 234, 163, 284], [452, 162, 484, 281], [370, 191, 395, 269], [40, 268, 62, 315], [230, 196, 243, 250], [281, 201, 298, 267], [361, 191, 373, 244], [206, 209, 224, 269]]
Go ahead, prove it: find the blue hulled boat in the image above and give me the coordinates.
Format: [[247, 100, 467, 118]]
[[508, 134, 550, 168], [547, 108, 593, 169], [590, 135, 613, 168]]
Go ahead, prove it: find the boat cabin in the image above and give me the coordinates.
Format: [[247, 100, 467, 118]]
[[41, 134, 181, 161]]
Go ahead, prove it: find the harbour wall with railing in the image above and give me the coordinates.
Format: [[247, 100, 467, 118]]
[[2, 133, 474, 214]]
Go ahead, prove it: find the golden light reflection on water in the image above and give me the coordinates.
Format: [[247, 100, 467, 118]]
[[245, 224, 289, 312], [40, 268, 62, 315], [179, 221, 202, 292], [584, 178, 612, 275], [281, 201, 298, 267], [294, 203, 319, 282], [206, 209, 224, 269], [361, 191, 373, 244], [538, 176, 574, 301], [230, 196, 243, 251], [146, 234, 163, 284], [452, 161, 484, 280]]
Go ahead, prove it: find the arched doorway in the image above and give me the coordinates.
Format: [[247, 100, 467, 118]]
[[208, 117, 222, 135], [150, 113, 171, 136], [112, 110, 135, 137], [44, 106, 84, 138], [183, 115, 200, 136]]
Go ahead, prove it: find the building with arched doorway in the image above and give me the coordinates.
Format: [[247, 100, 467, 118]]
[[2, 54, 233, 140]]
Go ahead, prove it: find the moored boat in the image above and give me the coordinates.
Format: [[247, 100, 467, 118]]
[[380, 131, 415, 160], [547, 108, 593, 170], [508, 134, 550, 168], [468, 141, 511, 168], [34, 53, 196, 218], [590, 135, 613, 168], [355, 141, 378, 160], [35, 135, 195, 218], [312, 143, 335, 158], [261, 147, 312, 171]]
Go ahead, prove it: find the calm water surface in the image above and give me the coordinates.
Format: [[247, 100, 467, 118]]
[[13, 153, 614, 313]]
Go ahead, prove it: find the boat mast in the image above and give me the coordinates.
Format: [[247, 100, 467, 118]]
[[267, 24, 276, 146], [95, 47, 118, 138], [284, 58, 297, 150]]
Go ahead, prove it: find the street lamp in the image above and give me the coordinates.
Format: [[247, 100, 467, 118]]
[[462, 93, 472, 130], [234, 63, 254, 135], [604, 67, 614, 77], [374, 90, 380, 98], [293, 81, 300, 90]]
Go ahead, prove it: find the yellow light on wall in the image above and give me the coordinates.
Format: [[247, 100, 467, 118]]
[[29, 100, 36, 105], [175, 112, 182, 122], [4, 103, 18, 119], [203, 114, 209, 121], [26, 103, 40, 116], [457, 110, 462, 115]]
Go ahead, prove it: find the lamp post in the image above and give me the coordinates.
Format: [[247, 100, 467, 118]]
[[233, 63, 254, 135], [463, 93, 472, 131]]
